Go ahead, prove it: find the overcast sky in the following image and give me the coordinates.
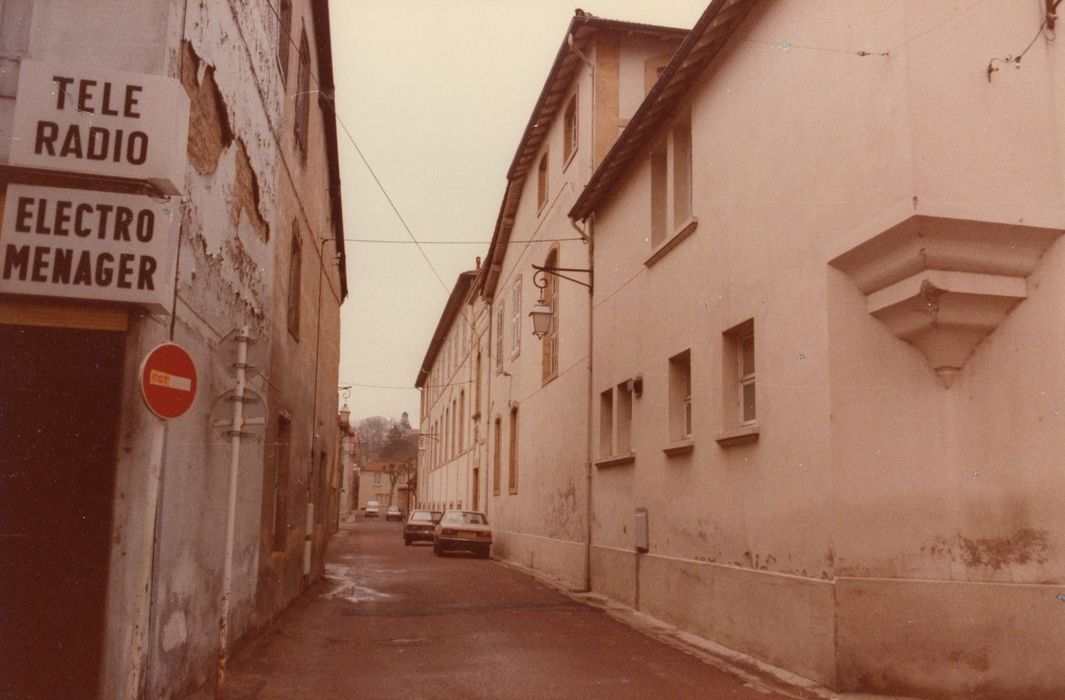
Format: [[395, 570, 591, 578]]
[[329, 1, 710, 422]]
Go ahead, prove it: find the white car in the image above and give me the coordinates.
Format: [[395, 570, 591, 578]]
[[385, 505, 403, 521], [433, 510, 492, 558], [364, 500, 380, 517]]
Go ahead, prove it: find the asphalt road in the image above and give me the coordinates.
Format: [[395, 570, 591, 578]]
[[224, 517, 796, 700]]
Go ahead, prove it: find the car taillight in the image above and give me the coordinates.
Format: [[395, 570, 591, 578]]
[[442, 528, 457, 536], [477, 532, 491, 538]]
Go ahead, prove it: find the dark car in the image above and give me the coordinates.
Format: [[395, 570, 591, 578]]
[[403, 509, 443, 545], [433, 510, 492, 558]]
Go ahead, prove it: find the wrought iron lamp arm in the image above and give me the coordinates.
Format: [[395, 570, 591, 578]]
[[531, 264, 593, 291]]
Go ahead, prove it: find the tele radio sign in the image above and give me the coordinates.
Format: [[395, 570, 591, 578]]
[[10, 61, 190, 194], [0, 184, 180, 312]]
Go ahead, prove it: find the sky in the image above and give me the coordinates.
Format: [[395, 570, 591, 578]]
[[329, 0, 710, 422]]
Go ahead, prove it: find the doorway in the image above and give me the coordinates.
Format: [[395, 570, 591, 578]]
[[0, 324, 125, 698]]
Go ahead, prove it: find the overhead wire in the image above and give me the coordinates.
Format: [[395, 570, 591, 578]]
[[265, 0, 490, 400]]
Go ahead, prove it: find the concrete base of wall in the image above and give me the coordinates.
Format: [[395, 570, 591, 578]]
[[591, 546, 835, 686], [492, 529, 586, 591], [836, 577, 1065, 699], [590, 548, 1065, 697]]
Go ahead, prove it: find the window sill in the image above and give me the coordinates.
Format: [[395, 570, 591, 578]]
[[715, 424, 759, 448], [662, 439, 694, 457], [595, 453, 635, 468], [645, 217, 698, 268]]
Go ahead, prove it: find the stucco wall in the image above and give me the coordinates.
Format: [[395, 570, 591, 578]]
[[586, 0, 1065, 696]]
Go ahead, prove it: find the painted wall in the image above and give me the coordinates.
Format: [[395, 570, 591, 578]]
[[587, 0, 1065, 696]]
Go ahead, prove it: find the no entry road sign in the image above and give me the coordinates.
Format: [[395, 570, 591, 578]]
[[140, 342, 197, 419]]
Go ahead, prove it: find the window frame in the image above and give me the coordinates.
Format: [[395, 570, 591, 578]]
[[541, 249, 560, 384], [717, 319, 759, 447], [537, 149, 549, 213], [646, 111, 698, 267], [287, 222, 302, 340], [563, 94, 578, 166], [495, 303, 505, 374], [508, 407, 518, 494], [294, 26, 311, 159], [509, 276, 522, 358], [276, 0, 292, 82]]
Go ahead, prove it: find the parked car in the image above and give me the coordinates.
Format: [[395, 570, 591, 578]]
[[403, 509, 443, 545], [385, 505, 403, 521], [364, 500, 380, 517], [433, 510, 492, 558]]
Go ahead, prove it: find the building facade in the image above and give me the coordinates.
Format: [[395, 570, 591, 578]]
[[358, 461, 413, 514], [477, 13, 687, 589], [415, 268, 485, 513], [569, 0, 1065, 697], [0, 1, 346, 698]]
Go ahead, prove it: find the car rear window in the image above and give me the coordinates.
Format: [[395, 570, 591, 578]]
[[442, 511, 487, 525], [410, 512, 433, 522]]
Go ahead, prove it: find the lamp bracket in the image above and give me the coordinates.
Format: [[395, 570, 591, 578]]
[[531, 264, 593, 291]]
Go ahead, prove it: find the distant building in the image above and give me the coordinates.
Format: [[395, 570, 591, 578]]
[[0, 1, 346, 697], [337, 410, 359, 519], [414, 267, 486, 513], [358, 461, 413, 514]]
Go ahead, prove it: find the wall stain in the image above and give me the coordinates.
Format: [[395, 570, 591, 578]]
[[924, 528, 1050, 570]]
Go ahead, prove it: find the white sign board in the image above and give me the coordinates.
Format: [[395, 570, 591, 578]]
[[0, 184, 180, 312], [10, 61, 190, 194]]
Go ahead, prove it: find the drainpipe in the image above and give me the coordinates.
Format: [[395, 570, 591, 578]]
[[485, 296, 493, 522], [582, 215, 595, 592]]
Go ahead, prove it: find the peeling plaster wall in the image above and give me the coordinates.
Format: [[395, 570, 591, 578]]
[[3, 1, 344, 697]]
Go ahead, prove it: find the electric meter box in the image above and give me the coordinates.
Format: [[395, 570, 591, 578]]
[[634, 508, 649, 553]]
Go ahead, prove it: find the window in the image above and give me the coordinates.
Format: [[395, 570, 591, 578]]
[[287, 223, 302, 338], [474, 349, 482, 418], [720, 319, 758, 446], [616, 381, 632, 454], [495, 303, 505, 373], [493, 416, 502, 496], [541, 249, 560, 383], [669, 350, 692, 442], [649, 112, 695, 257], [537, 150, 548, 212], [508, 407, 518, 494], [740, 332, 756, 424], [271, 416, 291, 552], [672, 115, 692, 227], [294, 27, 311, 158], [277, 0, 292, 82], [510, 277, 522, 356], [373, 472, 381, 485], [444, 406, 450, 459], [563, 95, 578, 162], [650, 140, 668, 248], [458, 390, 465, 452], [599, 389, 613, 457]]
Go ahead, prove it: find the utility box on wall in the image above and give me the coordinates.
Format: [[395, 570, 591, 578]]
[[634, 508, 649, 553]]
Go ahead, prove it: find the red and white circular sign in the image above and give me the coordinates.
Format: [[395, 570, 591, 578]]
[[140, 342, 198, 419]]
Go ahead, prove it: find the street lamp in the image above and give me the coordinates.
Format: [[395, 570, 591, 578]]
[[529, 297, 553, 339], [528, 263, 592, 338]]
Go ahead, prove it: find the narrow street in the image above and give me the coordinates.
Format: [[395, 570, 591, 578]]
[[224, 519, 800, 699]]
